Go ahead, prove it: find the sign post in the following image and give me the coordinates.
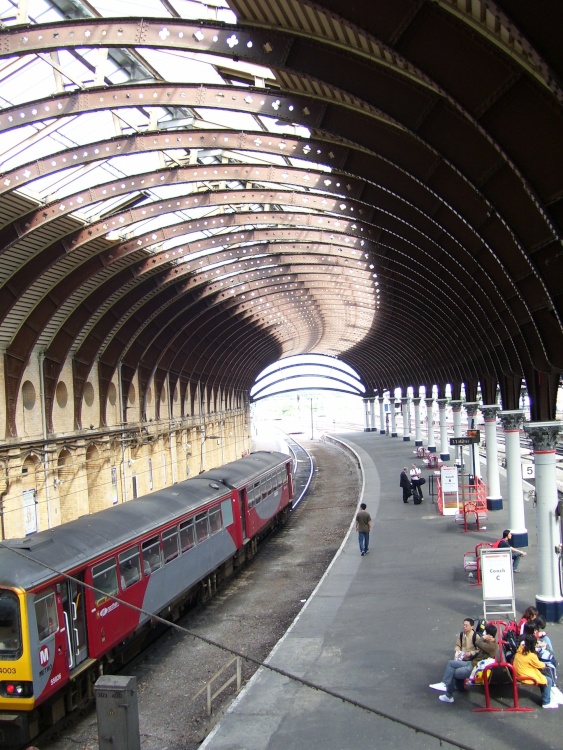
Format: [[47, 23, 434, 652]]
[[480, 549, 515, 621]]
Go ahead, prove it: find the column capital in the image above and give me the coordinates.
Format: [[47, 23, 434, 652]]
[[378, 395, 385, 403], [498, 410, 525, 431], [424, 397, 434, 407], [412, 397, 421, 406], [480, 404, 500, 421], [436, 398, 449, 408], [464, 401, 480, 418], [401, 396, 409, 405], [523, 421, 563, 452], [449, 399, 463, 411]]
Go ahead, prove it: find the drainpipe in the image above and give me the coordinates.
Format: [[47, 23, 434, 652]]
[[38, 352, 53, 529], [117, 362, 128, 502]]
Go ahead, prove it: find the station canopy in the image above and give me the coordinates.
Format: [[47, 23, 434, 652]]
[[0, 0, 561, 426]]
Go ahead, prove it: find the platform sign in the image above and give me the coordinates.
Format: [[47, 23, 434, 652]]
[[522, 463, 535, 479], [440, 465, 459, 515], [481, 548, 515, 621]]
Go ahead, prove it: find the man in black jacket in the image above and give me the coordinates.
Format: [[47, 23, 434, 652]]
[[400, 467, 412, 503]]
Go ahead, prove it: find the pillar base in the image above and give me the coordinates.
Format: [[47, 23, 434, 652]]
[[415, 440, 423, 446], [486, 496, 503, 511], [379, 430, 385, 435], [536, 597, 563, 624], [428, 446, 436, 453], [440, 453, 450, 462], [364, 427, 370, 432], [391, 432, 398, 438], [511, 530, 528, 548], [402, 436, 411, 441]]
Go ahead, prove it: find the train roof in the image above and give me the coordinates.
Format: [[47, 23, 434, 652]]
[[202, 450, 289, 489], [0, 476, 230, 591]]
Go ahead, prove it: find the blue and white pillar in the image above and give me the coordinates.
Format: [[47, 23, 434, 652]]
[[464, 402, 482, 480], [401, 397, 411, 441], [437, 398, 450, 461], [480, 404, 502, 510], [370, 398, 376, 431], [450, 400, 463, 466], [498, 410, 527, 548], [524, 421, 563, 622], [425, 397, 436, 453], [413, 397, 422, 446]]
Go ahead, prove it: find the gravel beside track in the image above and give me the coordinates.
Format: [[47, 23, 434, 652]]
[[41, 439, 360, 750]]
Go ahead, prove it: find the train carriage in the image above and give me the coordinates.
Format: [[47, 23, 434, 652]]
[[0, 451, 293, 747], [203, 451, 294, 545]]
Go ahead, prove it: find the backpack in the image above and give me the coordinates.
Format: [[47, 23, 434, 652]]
[[492, 539, 502, 548], [501, 621, 520, 663]]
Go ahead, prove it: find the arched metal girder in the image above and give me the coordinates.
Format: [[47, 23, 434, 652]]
[[0, 6, 561, 428]]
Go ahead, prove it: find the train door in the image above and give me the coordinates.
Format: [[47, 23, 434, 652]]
[[61, 575, 88, 669], [239, 492, 247, 541]]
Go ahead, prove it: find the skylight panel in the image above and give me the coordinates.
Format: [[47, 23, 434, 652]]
[[139, 48, 228, 84]]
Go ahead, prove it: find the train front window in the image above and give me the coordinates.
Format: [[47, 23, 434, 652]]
[[34, 590, 58, 641], [0, 590, 22, 659]]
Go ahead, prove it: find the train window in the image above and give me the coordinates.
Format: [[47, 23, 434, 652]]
[[0, 590, 22, 658], [221, 498, 233, 526], [118, 548, 141, 590], [92, 560, 119, 605], [195, 512, 209, 543], [162, 527, 179, 563], [179, 519, 195, 552], [261, 479, 268, 501], [34, 590, 58, 641], [141, 537, 162, 574], [209, 507, 222, 535]]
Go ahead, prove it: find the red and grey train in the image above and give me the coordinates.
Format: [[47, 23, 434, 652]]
[[0, 450, 293, 747]]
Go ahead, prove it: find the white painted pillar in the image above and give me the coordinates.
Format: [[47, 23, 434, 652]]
[[437, 398, 450, 461], [480, 404, 502, 510], [524, 421, 563, 622], [425, 397, 436, 452], [369, 398, 376, 431], [363, 397, 370, 432], [498, 410, 527, 547], [464, 402, 481, 480], [413, 397, 422, 446], [401, 397, 410, 441], [391, 401, 398, 438], [450, 399, 463, 466], [378, 396, 386, 435]]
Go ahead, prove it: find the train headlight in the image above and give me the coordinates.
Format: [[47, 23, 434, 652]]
[[0, 681, 33, 698]]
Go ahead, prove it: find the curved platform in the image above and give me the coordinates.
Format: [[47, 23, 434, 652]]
[[201, 433, 562, 750]]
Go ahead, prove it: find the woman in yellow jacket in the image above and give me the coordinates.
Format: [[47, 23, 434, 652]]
[[513, 635, 558, 709]]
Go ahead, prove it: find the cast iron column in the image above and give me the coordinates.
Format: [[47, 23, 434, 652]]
[[480, 404, 502, 510], [401, 397, 410, 441], [378, 396, 385, 435], [450, 399, 463, 467], [523, 421, 563, 623], [413, 397, 422, 446], [499, 410, 527, 547], [391, 400, 398, 437], [465, 402, 481, 480], [437, 398, 450, 461], [425, 397, 436, 453]]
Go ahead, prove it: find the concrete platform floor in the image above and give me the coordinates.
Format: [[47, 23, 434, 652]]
[[201, 432, 563, 750]]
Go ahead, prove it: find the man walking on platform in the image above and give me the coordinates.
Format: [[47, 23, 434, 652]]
[[356, 503, 372, 556], [400, 467, 412, 503]]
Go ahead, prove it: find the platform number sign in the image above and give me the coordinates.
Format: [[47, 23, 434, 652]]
[[521, 463, 535, 479]]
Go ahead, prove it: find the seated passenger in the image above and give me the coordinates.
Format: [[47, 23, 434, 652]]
[[513, 633, 561, 708], [429, 623, 498, 703]]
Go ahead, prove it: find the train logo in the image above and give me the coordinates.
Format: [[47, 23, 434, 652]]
[[39, 646, 50, 667]]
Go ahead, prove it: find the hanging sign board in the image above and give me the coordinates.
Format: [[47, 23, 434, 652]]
[[440, 465, 459, 515]]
